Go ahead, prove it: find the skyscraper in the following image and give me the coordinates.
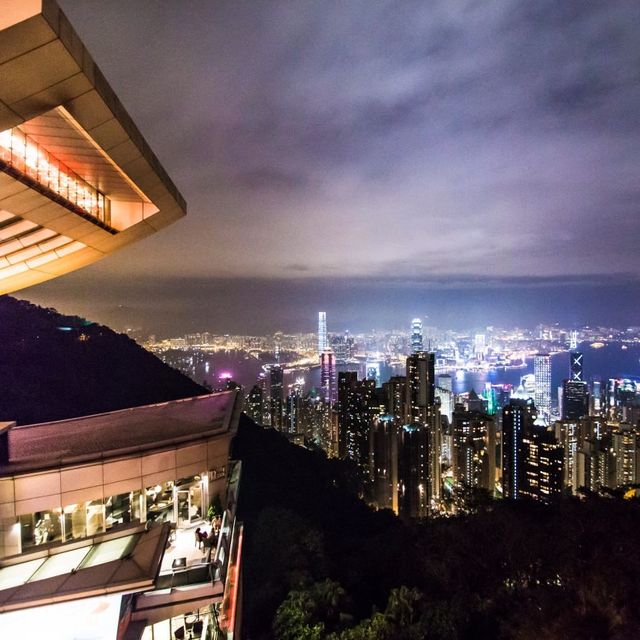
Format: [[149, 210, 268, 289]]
[[320, 350, 337, 405], [405, 351, 441, 507], [337, 371, 374, 476], [270, 365, 284, 430], [318, 311, 328, 356], [562, 380, 589, 420], [534, 353, 552, 423], [570, 351, 584, 382], [502, 399, 536, 499], [410, 318, 423, 354]]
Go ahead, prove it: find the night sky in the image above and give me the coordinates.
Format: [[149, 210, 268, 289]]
[[19, 1, 640, 335]]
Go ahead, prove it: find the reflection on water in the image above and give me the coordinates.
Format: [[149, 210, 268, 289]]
[[191, 342, 640, 396]]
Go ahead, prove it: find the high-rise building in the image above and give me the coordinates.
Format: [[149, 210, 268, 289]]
[[570, 351, 584, 382], [534, 353, 552, 423], [410, 318, 423, 354], [451, 406, 496, 493], [385, 376, 407, 424], [317, 311, 328, 356], [562, 380, 589, 420], [522, 426, 564, 502], [502, 399, 536, 499], [398, 424, 429, 519], [337, 372, 374, 476], [612, 426, 638, 487], [405, 352, 435, 423], [246, 384, 263, 424], [320, 350, 337, 405], [369, 415, 399, 513], [270, 365, 284, 430], [405, 352, 441, 507]]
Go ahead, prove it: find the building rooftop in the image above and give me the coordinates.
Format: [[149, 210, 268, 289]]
[[1, 390, 240, 474]]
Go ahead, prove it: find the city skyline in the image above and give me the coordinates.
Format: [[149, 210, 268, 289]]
[[12, 0, 640, 333]]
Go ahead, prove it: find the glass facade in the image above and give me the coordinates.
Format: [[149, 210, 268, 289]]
[[0, 127, 110, 226]]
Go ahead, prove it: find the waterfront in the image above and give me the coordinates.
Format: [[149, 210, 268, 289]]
[[189, 341, 640, 397]]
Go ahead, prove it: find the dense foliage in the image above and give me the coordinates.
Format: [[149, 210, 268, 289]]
[[0, 295, 206, 424], [234, 417, 640, 639]]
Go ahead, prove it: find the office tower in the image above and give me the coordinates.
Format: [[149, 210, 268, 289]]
[[534, 353, 552, 423], [270, 365, 284, 430], [474, 334, 486, 359], [522, 426, 564, 502], [570, 351, 584, 382], [317, 311, 328, 356], [337, 372, 375, 476], [410, 318, 423, 354], [398, 424, 429, 519], [562, 380, 589, 420], [569, 330, 578, 350], [591, 380, 602, 415], [502, 399, 536, 499], [483, 382, 497, 416], [369, 415, 399, 513], [246, 384, 263, 424], [405, 351, 435, 423], [405, 351, 440, 507], [320, 350, 337, 405]]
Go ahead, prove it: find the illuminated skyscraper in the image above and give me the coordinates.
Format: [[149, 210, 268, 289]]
[[337, 371, 374, 476], [502, 398, 536, 499], [534, 353, 552, 423], [270, 365, 284, 430], [570, 351, 584, 382], [320, 350, 337, 405], [246, 384, 263, 424], [410, 318, 423, 354], [405, 351, 441, 507], [318, 311, 328, 356]]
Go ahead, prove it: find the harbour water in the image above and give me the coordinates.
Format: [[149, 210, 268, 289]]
[[193, 341, 640, 396]]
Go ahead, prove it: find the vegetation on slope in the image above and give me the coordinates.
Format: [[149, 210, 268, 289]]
[[233, 417, 640, 640]]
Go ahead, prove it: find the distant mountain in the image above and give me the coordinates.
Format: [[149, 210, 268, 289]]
[[0, 296, 207, 425]]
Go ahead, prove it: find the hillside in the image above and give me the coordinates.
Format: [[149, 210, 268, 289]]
[[0, 295, 207, 425], [233, 416, 640, 640]]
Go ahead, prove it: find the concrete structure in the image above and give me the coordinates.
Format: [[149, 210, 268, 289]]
[[0, 3, 244, 637], [0, 0, 186, 293], [0, 391, 244, 638]]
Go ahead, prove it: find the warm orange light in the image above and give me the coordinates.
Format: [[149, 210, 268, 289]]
[[0, 127, 109, 223]]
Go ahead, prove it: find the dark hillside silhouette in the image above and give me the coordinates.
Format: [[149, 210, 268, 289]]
[[0, 295, 206, 425]]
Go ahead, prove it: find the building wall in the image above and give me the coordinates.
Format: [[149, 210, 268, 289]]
[[0, 432, 232, 558]]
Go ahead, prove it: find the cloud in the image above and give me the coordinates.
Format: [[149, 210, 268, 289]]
[[42, 1, 640, 315]]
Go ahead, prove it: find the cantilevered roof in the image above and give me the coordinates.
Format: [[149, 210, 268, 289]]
[[0, 0, 187, 293], [0, 522, 170, 613], [2, 390, 240, 474]]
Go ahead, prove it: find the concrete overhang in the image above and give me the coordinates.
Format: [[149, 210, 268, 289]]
[[0, 0, 187, 293]]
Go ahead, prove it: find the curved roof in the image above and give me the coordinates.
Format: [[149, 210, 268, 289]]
[[0, 0, 186, 293]]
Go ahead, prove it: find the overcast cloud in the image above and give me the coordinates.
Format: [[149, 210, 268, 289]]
[[20, 1, 640, 332]]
